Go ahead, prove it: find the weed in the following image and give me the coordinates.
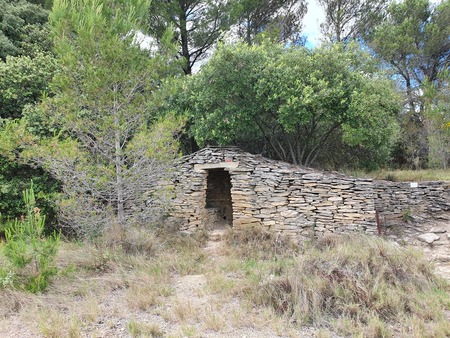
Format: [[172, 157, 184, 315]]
[[204, 310, 225, 331], [206, 274, 236, 294], [180, 325, 197, 337], [402, 208, 412, 222], [315, 328, 332, 338], [247, 234, 450, 335], [0, 270, 14, 288], [80, 297, 100, 323], [126, 273, 172, 311], [344, 168, 450, 182], [385, 173, 397, 181], [173, 299, 197, 322], [127, 320, 164, 337], [224, 226, 297, 260], [365, 315, 393, 337], [67, 317, 81, 338], [100, 223, 162, 256], [38, 309, 65, 338]]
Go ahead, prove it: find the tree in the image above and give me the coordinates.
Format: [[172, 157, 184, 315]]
[[369, 0, 450, 109], [2, 183, 60, 293], [0, 0, 59, 225], [178, 42, 400, 168], [0, 49, 58, 225], [368, 0, 450, 167], [0, 154, 59, 225], [422, 71, 450, 168], [0, 0, 52, 59], [318, 0, 388, 43], [0, 53, 57, 119], [148, 0, 235, 75], [234, 0, 307, 45], [6, 0, 185, 237]]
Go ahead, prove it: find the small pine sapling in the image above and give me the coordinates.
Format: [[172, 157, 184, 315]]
[[3, 183, 60, 292]]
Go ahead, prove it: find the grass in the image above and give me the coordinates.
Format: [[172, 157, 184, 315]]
[[0, 224, 210, 337], [345, 168, 450, 181], [0, 224, 448, 337], [223, 225, 298, 260], [127, 320, 164, 338], [247, 233, 450, 336]]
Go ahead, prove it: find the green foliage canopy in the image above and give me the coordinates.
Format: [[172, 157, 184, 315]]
[[0, 0, 59, 225], [422, 70, 450, 168], [180, 42, 400, 168], [0, 53, 57, 119], [367, 0, 450, 168], [148, 0, 235, 75], [369, 0, 450, 106], [234, 0, 307, 45], [0, 0, 52, 59], [318, 0, 388, 43]]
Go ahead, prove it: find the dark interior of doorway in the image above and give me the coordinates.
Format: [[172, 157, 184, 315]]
[[205, 168, 233, 226]]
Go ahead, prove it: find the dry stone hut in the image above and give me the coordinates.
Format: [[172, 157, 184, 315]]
[[171, 147, 364, 237], [168, 147, 449, 240]]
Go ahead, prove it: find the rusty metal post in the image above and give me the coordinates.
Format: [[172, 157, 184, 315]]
[[375, 210, 382, 236]]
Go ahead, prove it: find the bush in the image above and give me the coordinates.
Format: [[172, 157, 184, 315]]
[[252, 234, 450, 336], [2, 183, 60, 292], [224, 226, 297, 260]]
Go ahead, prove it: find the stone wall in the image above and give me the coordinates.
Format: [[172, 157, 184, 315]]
[[167, 147, 449, 239], [374, 180, 450, 221]]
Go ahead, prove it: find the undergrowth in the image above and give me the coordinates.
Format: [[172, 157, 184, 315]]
[[1, 185, 60, 293], [345, 168, 450, 182], [1, 223, 449, 337], [224, 225, 298, 260], [247, 234, 450, 336]]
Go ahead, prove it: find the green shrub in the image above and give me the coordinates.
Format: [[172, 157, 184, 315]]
[[2, 183, 60, 292]]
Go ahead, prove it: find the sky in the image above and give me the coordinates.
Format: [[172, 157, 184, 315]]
[[303, 0, 326, 47], [136, 0, 328, 70]]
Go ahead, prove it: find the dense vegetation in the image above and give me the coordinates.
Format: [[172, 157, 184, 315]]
[[1, 0, 449, 233]]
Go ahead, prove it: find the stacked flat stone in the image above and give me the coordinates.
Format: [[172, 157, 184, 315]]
[[168, 148, 365, 236], [156, 147, 450, 240], [374, 180, 450, 220]]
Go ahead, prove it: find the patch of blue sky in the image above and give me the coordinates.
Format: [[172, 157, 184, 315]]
[[302, 0, 325, 48]]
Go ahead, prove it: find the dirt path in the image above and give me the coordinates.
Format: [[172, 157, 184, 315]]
[[135, 229, 313, 338]]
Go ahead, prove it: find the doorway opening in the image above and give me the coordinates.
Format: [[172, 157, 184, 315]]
[[205, 168, 233, 227]]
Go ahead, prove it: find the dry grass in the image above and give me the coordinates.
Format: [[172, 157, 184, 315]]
[[223, 225, 298, 260], [249, 234, 450, 336], [172, 298, 199, 323], [0, 224, 210, 337], [127, 320, 164, 338], [1, 225, 448, 337], [345, 168, 450, 182]]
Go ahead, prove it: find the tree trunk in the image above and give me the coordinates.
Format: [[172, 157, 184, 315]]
[[114, 104, 125, 226], [179, 1, 191, 75]]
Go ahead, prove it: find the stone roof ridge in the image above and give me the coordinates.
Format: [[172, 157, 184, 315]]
[[178, 146, 309, 169], [176, 147, 373, 181]]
